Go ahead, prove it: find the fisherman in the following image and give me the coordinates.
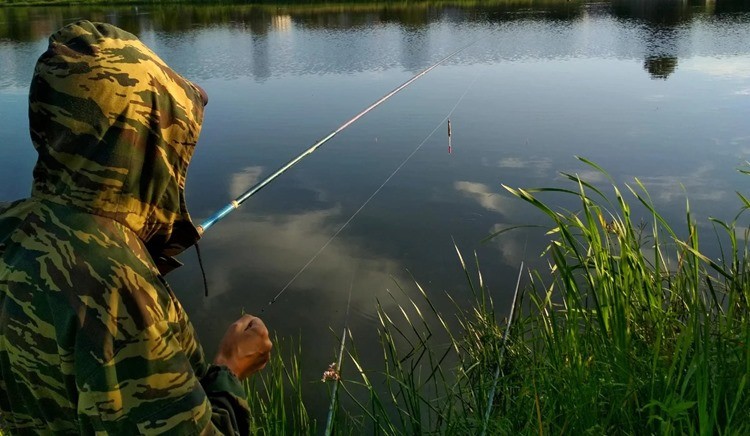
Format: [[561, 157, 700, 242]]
[[0, 21, 271, 434]]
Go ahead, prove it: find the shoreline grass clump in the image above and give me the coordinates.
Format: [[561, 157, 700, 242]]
[[244, 336, 314, 435], [245, 160, 750, 434], [495, 159, 750, 433]]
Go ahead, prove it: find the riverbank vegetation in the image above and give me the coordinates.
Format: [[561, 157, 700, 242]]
[[0, 0, 584, 43], [0, 0, 584, 9], [245, 160, 750, 434]]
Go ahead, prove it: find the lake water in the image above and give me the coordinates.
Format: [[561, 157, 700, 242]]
[[1, 0, 750, 422]]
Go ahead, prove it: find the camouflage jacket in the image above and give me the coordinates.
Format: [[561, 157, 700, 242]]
[[0, 21, 250, 434]]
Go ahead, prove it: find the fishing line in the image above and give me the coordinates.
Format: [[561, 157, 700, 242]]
[[198, 41, 478, 234], [262, 70, 483, 312], [480, 260, 525, 436]]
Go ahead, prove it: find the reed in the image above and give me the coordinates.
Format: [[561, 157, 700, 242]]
[[245, 160, 750, 433], [244, 336, 315, 435], [496, 158, 750, 433]]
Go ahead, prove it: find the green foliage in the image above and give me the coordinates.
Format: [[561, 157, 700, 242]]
[[244, 336, 316, 435], [0, 0, 585, 8], [497, 158, 750, 433], [246, 160, 750, 434]]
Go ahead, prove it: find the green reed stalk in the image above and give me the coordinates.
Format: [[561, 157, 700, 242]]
[[324, 284, 352, 436], [498, 158, 750, 433], [245, 336, 313, 435]]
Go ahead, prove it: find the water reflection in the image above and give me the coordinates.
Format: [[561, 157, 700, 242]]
[[194, 207, 409, 304], [170, 201, 417, 419], [2, 1, 747, 42], [644, 55, 678, 79], [251, 34, 271, 81], [610, 0, 749, 79], [2, 1, 749, 85], [454, 181, 517, 217], [684, 56, 750, 79], [612, 0, 698, 26], [171, 192, 423, 375], [400, 27, 431, 73], [634, 162, 729, 203], [612, 0, 685, 79]]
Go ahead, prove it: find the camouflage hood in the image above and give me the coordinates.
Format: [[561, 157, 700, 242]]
[[29, 21, 205, 260]]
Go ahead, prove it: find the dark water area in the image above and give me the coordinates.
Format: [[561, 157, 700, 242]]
[[1, 0, 750, 423]]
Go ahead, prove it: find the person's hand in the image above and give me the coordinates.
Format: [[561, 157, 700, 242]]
[[213, 314, 272, 380]]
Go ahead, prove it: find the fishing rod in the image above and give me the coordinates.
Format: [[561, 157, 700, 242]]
[[197, 42, 474, 234], [260, 70, 482, 311]]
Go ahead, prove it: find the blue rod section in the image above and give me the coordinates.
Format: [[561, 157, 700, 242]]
[[199, 203, 236, 233]]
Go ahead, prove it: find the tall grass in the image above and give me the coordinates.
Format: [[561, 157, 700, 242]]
[[497, 159, 750, 433], [247, 160, 750, 434], [244, 336, 315, 435]]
